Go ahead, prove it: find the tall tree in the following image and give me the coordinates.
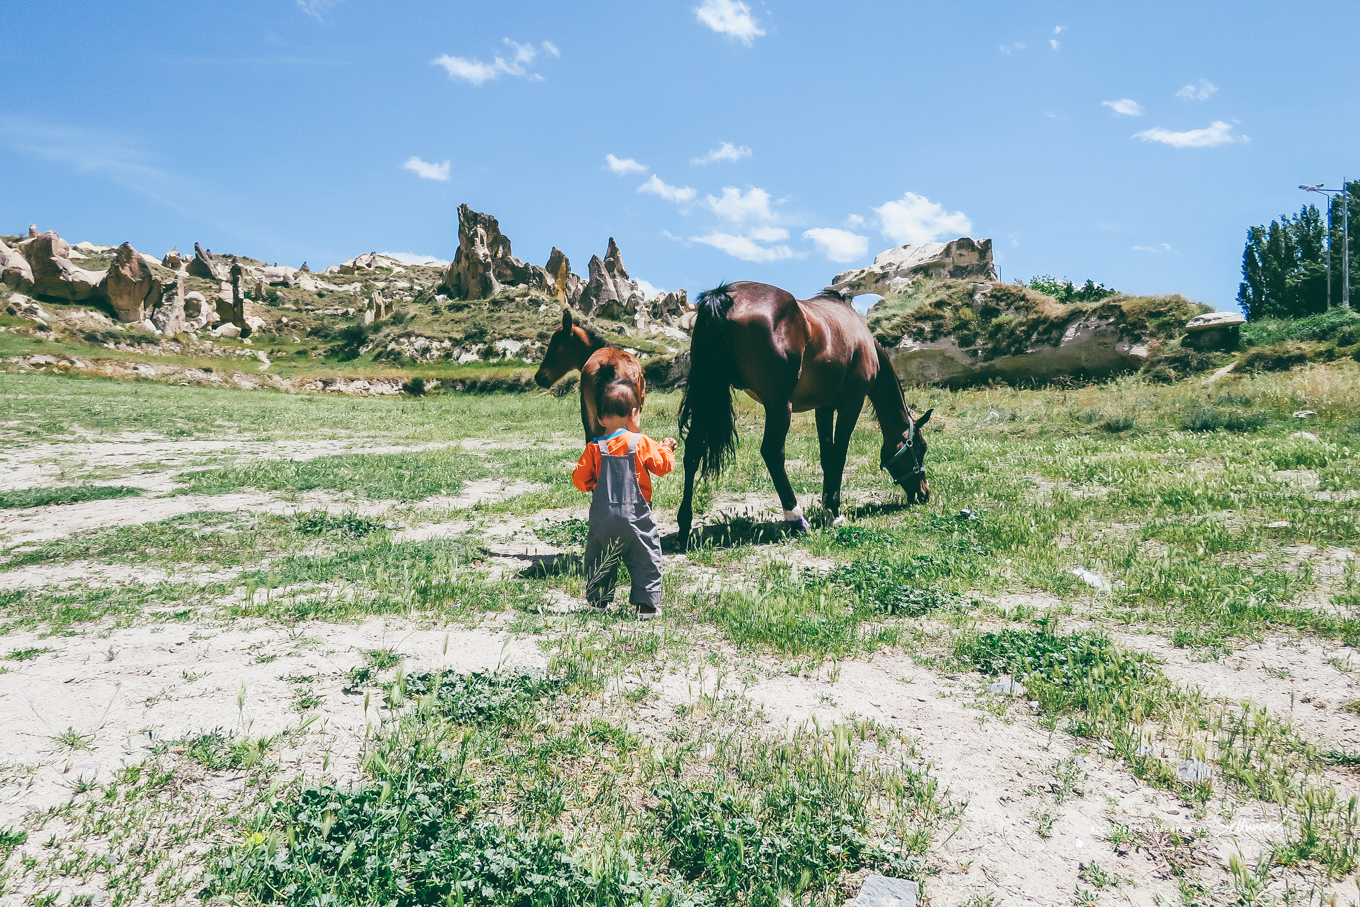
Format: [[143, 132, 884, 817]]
[[1238, 180, 1359, 319]]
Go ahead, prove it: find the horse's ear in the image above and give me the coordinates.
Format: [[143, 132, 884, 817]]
[[915, 408, 933, 429], [561, 308, 572, 330]]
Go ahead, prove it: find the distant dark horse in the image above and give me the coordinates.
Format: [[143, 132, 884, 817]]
[[677, 281, 931, 546], [533, 308, 645, 441]]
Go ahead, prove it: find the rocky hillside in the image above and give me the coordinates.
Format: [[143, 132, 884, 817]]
[[0, 208, 694, 396]]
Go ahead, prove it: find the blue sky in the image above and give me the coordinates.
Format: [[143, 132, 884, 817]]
[[2, 1, 1356, 311]]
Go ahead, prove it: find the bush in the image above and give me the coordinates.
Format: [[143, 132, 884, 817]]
[[1099, 414, 1136, 433], [1026, 275, 1120, 304], [1180, 407, 1268, 433], [401, 376, 427, 396], [1239, 341, 1311, 373]]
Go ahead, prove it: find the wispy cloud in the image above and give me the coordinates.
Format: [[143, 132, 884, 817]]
[[747, 227, 789, 242], [1133, 243, 1172, 253], [999, 42, 1026, 54], [1176, 79, 1218, 101], [296, 0, 340, 22], [432, 38, 553, 85], [605, 154, 647, 175], [874, 192, 973, 244], [694, 0, 765, 46], [705, 186, 774, 222], [804, 228, 869, 263], [638, 174, 697, 204], [402, 156, 450, 181], [637, 279, 666, 298], [692, 142, 752, 165], [1102, 98, 1144, 116], [379, 251, 451, 266], [692, 231, 793, 263], [1050, 25, 1063, 50], [1134, 120, 1244, 148], [0, 115, 230, 226], [845, 214, 866, 228]]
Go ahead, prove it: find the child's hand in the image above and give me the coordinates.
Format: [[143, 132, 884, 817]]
[[661, 437, 677, 451]]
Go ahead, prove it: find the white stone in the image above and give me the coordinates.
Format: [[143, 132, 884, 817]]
[[832, 237, 996, 297], [1185, 311, 1245, 331]]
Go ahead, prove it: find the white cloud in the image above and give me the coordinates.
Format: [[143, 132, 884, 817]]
[[694, 0, 764, 45], [1176, 79, 1217, 101], [296, 0, 340, 21], [747, 227, 789, 242], [1102, 98, 1144, 116], [636, 279, 666, 298], [845, 214, 866, 227], [379, 252, 451, 266], [1134, 120, 1244, 148], [605, 154, 647, 175], [431, 37, 553, 85], [1051, 25, 1063, 49], [692, 231, 793, 263], [1000, 42, 1026, 54], [402, 156, 450, 181], [1050, 39, 1060, 50], [692, 142, 752, 165], [804, 228, 869, 263], [1133, 243, 1172, 253], [638, 174, 697, 204], [873, 192, 973, 244], [705, 186, 774, 222]]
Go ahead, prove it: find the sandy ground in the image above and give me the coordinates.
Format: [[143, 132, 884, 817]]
[[2, 432, 1359, 906]]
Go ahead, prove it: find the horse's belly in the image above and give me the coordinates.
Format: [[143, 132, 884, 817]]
[[744, 389, 763, 405]]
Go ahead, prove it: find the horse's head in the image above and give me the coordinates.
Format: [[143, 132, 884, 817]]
[[534, 308, 590, 388], [882, 408, 932, 504]]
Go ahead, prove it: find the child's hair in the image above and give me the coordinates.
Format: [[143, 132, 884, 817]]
[[598, 380, 640, 418]]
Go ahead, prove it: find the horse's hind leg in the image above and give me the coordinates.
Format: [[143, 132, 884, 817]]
[[761, 402, 805, 530], [814, 406, 836, 525], [822, 396, 864, 522]]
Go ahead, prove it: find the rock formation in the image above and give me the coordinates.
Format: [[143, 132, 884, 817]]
[[187, 243, 225, 281], [149, 280, 187, 335], [439, 204, 552, 299], [17, 231, 106, 302], [1183, 310, 1245, 351], [102, 242, 165, 322], [545, 247, 583, 306], [162, 248, 183, 269], [871, 282, 1207, 387], [579, 238, 643, 320], [0, 239, 34, 292], [832, 238, 997, 298], [182, 291, 214, 332], [363, 290, 390, 325]]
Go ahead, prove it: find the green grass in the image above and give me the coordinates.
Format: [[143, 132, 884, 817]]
[[0, 485, 141, 509]]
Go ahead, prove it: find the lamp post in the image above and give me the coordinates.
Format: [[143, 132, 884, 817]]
[[1301, 182, 1350, 309]]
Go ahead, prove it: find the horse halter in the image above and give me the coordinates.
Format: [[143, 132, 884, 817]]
[[884, 423, 927, 484]]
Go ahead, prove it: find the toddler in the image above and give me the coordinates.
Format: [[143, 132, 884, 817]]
[[571, 382, 676, 618]]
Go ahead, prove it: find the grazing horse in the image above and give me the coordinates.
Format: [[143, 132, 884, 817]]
[[533, 308, 646, 441], [677, 281, 931, 546]]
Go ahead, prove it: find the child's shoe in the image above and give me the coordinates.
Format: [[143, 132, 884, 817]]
[[636, 603, 660, 620], [586, 600, 608, 614]]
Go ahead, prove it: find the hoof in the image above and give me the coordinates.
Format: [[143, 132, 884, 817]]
[[784, 517, 810, 534], [830, 514, 848, 528]]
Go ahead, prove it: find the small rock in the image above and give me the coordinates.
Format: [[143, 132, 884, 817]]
[[957, 509, 979, 521], [856, 874, 918, 907], [1177, 758, 1212, 783], [1071, 567, 1112, 591], [1266, 520, 1292, 529], [1290, 431, 1319, 441], [987, 676, 1027, 696], [1292, 410, 1317, 419], [214, 322, 241, 339]]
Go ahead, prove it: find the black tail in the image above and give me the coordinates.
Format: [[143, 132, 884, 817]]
[[678, 284, 738, 477]]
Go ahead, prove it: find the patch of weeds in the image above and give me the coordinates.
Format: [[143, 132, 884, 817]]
[[176, 730, 274, 771], [829, 559, 967, 616], [342, 664, 375, 692], [1032, 808, 1057, 838], [1099, 413, 1136, 433], [4, 646, 51, 661], [1179, 407, 1269, 433], [1077, 862, 1119, 889], [0, 827, 27, 860], [1049, 756, 1087, 804], [363, 647, 405, 670], [51, 728, 95, 752], [1341, 700, 1360, 716], [0, 485, 141, 509], [294, 510, 384, 538], [400, 670, 564, 728], [827, 525, 898, 547], [293, 689, 322, 712], [537, 518, 589, 550]]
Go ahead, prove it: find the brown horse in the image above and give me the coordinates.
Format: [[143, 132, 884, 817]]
[[533, 308, 646, 441], [677, 281, 931, 545]]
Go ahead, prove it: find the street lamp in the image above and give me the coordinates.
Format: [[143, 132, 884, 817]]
[[1300, 182, 1350, 309]]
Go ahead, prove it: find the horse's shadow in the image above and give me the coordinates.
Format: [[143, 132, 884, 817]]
[[660, 515, 809, 554], [515, 553, 581, 579], [841, 501, 912, 521]]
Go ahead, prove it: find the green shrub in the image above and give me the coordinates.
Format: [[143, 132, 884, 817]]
[[1180, 407, 1268, 432], [400, 671, 562, 728], [1239, 341, 1311, 373]]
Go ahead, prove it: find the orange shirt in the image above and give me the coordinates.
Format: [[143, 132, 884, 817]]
[[572, 431, 675, 502]]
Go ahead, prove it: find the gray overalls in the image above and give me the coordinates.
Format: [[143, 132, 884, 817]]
[[583, 432, 663, 607]]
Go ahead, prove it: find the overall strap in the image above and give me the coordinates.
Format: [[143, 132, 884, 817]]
[[626, 432, 639, 456], [597, 438, 611, 456]]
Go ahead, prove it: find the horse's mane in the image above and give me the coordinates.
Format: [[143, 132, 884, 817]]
[[815, 286, 854, 305], [578, 320, 611, 350]]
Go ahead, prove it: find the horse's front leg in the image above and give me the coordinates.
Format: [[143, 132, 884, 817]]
[[822, 397, 864, 523], [677, 448, 701, 547], [761, 402, 805, 532], [814, 406, 835, 524]]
